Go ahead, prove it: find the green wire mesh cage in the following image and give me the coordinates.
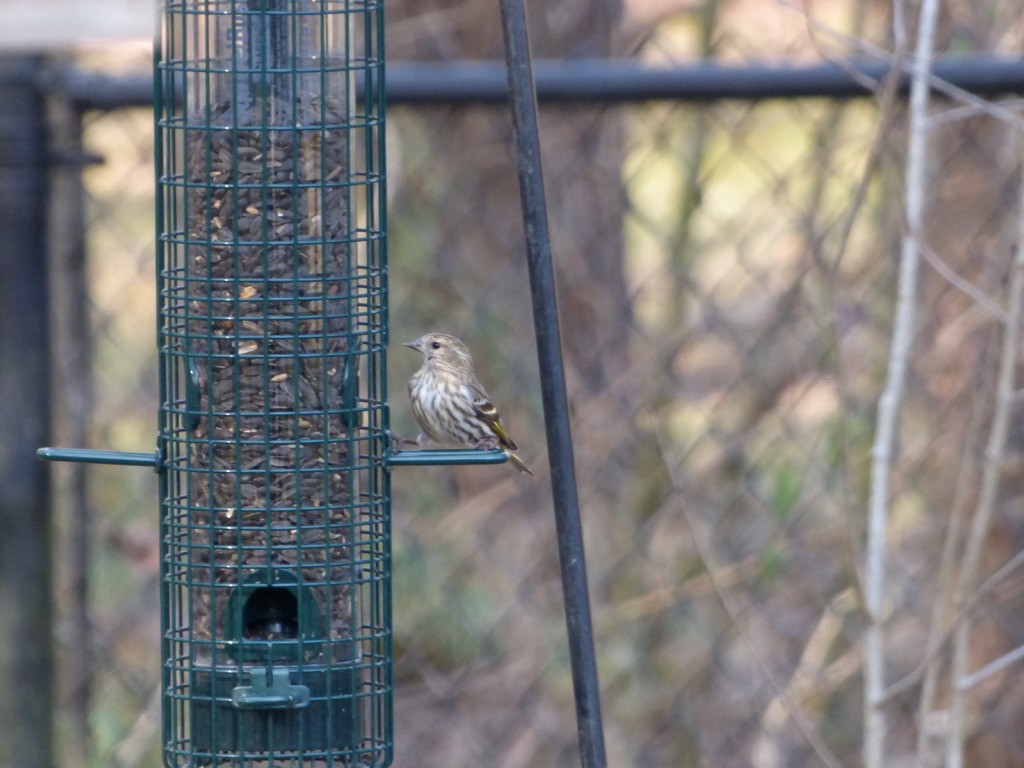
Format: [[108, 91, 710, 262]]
[[155, 1, 390, 764]]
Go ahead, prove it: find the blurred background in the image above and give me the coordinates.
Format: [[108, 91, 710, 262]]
[[5, 0, 1024, 766]]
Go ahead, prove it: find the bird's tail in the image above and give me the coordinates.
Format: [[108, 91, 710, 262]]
[[507, 450, 534, 476]]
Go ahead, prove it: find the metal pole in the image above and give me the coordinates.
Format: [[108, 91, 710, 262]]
[[55, 55, 1024, 109], [496, 4, 608, 768], [0, 53, 55, 768]]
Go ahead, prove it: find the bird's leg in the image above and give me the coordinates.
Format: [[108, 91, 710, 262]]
[[475, 436, 500, 451], [386, 431, 424, 454]]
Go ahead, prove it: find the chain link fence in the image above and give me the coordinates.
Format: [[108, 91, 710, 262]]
[[40, 1, 1024, 766]]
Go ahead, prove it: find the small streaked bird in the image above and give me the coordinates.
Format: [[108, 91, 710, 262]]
[[404, 332, 533, 475]]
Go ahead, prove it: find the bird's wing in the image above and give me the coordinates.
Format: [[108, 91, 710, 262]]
[[470, 380, 518, 451]]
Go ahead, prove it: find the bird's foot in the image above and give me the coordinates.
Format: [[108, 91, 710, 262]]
[[387, 431, 419, 454]]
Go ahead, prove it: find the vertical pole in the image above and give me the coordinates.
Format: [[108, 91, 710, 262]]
[[496, 5, 608, 768], [0, 53, 55, 768]]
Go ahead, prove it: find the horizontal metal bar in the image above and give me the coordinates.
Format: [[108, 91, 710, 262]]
[[385, 448, 509, 468], [51, 56, 1024, 111], [39, 445, 505, 469], [386, 56, 1024, 103], [37, 447, 159, 468]]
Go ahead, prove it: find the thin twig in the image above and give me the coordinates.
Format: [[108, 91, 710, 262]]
[[920, 244, 1007, 322], [796, 0, 910, 620], [958, 642, 1024, 692], [878, 482, 1024, 706], [753, 590, 858, 768], [911, 339, 992, 766], [814, 40, 908, 620], [944, 148, 1024, 768], [863, 0, 940, 764], [925, 99, 1024, 129], [974, 546, 1024, 600]]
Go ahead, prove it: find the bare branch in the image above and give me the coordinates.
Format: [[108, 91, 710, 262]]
[[920, 244, 1007, 323], [753, 590, 859, 768], [881, 498, 1024, 707], [863, 0, 940, 765], [958, 642, 1024, 693], [945, 156, 1024, 768], [912, 364, 991, 767], [925, 100, 1024, 129]]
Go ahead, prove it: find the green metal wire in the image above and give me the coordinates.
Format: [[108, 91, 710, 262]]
[[156, 1, 391, 764], [384, 448, 510, 468], [36, 447, 161, 468]]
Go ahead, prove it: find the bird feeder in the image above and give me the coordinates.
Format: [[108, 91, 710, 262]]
[[37, 1, 545, 766], [155, 0, 389, 763]]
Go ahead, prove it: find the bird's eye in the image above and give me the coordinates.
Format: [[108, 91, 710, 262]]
[[430, 340, 441, 349]]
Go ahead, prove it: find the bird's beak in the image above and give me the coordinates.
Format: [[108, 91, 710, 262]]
[[403, 339, 421, 352]]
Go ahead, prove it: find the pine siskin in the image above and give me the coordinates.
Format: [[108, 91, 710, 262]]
[[404, 332, 534, 475]]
